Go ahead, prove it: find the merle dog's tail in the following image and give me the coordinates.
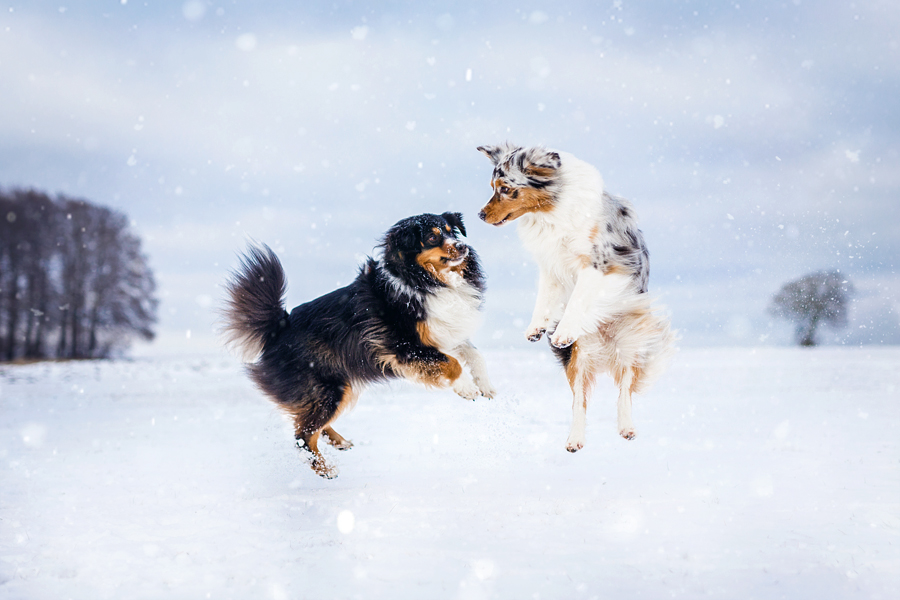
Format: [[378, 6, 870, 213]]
[[221, 244, 289, 362]]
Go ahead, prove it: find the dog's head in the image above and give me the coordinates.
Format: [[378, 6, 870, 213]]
[[381, 212, 471, 285], [476, 144, 562, 226]]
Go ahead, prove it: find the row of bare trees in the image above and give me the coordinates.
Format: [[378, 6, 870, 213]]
[[0, 189, 158, 361]]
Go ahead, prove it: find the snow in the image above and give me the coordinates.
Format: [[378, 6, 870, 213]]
[[1, 347, 898, 599]]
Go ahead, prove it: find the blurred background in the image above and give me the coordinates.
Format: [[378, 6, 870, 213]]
[[2, 0, 897, 354]]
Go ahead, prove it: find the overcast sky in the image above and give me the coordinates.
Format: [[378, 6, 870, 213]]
[[2, 0, 898, 353]]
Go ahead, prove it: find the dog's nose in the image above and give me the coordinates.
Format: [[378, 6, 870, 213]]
[[477, 210, 486, 221]]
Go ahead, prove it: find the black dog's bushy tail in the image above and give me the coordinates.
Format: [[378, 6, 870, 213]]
[[221, 244, 289, 362]]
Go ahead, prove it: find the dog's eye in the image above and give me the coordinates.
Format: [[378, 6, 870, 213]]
[[426, 233, 440, 244], [500, 186, 510, 195]]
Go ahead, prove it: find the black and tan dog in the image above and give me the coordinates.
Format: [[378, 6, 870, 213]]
[[222, 212, 495, 478]]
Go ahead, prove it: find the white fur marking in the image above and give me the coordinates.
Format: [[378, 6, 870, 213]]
[[377, 262, 421, 302], [458, 342, 497, 398], [422, 278, 497, 399], [422, 278, 483, 354]]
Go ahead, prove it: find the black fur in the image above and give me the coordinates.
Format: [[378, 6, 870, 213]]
[[220, 244, 290, 356]]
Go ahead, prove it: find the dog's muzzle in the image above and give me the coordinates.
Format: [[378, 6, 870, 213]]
[[445, 242, 468, 266]]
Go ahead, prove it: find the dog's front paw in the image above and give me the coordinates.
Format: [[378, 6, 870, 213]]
[[476, 381, 497, 399], [550, 330, 577, 349], [525, 326, 546, 342], [452, 377, 481, 400]]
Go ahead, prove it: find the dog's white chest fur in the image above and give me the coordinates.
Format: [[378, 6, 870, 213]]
[[422, 274, 482, 352], [518, 218, 582, 289]]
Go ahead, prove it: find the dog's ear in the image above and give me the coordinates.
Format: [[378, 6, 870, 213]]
[[441, 212, 466, 237], [545, 151, 562, 169], [382, 221, 421, 263], [397, 222, 422, 252], [477, 145, 507, 166], [524, 148, 562, 172], [522, 148, 562, 183]]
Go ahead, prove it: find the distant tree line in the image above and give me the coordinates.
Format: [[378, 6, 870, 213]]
[[0, 189, 158, 361]]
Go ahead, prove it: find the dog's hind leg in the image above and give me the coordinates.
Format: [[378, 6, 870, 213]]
[[295, 430, 338, 478], [292, 382, 354, 478], [322, 383, 360, 450], [564, 343, 595, 452], [322, 426, 353, 450], [616, 364, 637, 440]]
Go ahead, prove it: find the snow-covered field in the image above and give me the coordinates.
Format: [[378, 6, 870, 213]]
[[1, 347, 898, 599]]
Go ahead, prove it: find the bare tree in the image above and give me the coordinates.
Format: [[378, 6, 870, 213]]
[[14, 191, 55, 358], [769, 270, 854, 347], [85, 214, 158, 355], [0, 188, 158, 361], [0, 194, 18, 360]]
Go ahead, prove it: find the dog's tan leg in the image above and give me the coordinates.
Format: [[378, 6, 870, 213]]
[[295, 425, 338, 479], [616, 365, 637, 440], [322, 426, 354, 450], [320, 384, 359, 450], [564, 343, 594, 452], [297, 430, 338, 478]]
